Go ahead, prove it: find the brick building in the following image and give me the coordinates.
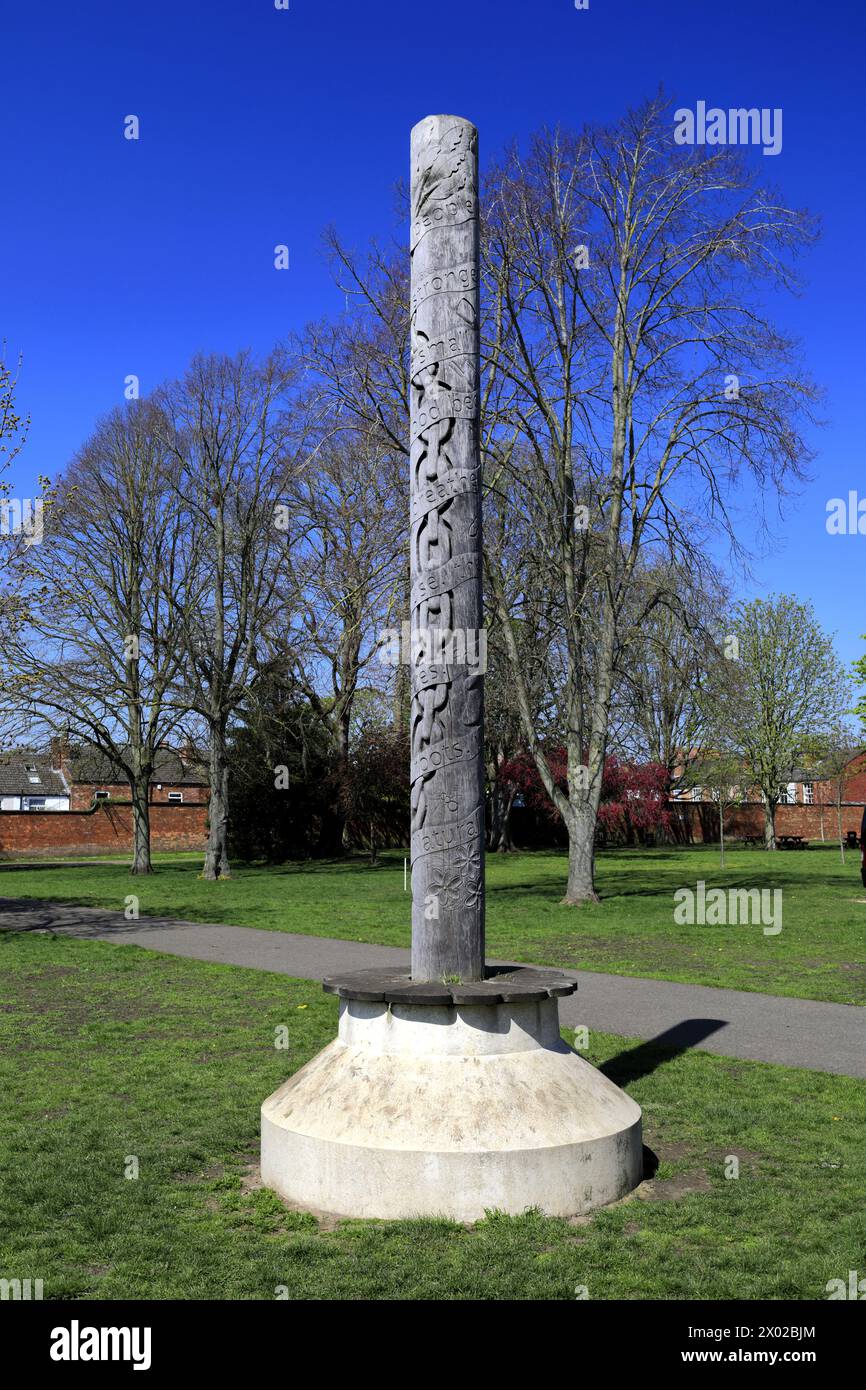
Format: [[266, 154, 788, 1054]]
[[68, 747, 209, 809], [0, 745, 208, 858], [669, 750, 866, 843]]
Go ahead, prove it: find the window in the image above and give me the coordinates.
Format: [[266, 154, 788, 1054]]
[[24, 797, 47, 811], [803, 783, 814, 805], [168, 791, 183, 803], [94, 790, 110, 801], [27, 773, 41, 784], [692, 786, 703, 802]]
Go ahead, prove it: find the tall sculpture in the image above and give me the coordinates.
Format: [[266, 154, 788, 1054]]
[[260, 116, 642, 1222], [409, 115, 485, 983]]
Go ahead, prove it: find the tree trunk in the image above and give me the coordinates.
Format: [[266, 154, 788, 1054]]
[[489, 778, 516, 852], [130, 779, 153, 875], [837, 783, 845, 864], [339, 712, 352, 851], [497, 788, 516, 852], [562, 808, 600, 904], [488, 779, 502, 851], [763, 800, 776, 850], [719, 804, 726, 869], [203, 723, 231, 880], [316, 717, 350, 856], [317, 804, 346, 857]]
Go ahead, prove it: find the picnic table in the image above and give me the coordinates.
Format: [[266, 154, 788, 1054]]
[[778, 835, 807, 849]]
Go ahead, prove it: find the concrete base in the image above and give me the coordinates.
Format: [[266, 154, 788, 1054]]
[[261, 995, 642, 1221]]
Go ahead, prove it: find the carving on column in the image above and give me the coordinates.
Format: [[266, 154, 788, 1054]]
[[409, 116, 485, 983]]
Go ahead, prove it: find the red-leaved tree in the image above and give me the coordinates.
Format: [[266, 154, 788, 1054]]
[[498, 749, 671, 845]]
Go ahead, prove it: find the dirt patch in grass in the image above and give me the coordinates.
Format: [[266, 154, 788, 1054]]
[[2, 989, 151, 1030], [22, 965, 79, 980], [523, 935, 708, 974], [706, 1145, 763, 1168], [239, 1162, 263, 1195], [639, 1170, 714, 1201], [174, 1163, 226, 1185], [659, 1141, 694, 1162]]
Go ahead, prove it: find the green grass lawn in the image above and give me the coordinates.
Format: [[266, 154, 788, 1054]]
[[0, 931, 862, 1300], [2, 844, 865, 1004]]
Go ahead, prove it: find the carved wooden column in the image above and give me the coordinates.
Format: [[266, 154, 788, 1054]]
[[409, 114, 485, 983], [262, 114, 641, 1221]]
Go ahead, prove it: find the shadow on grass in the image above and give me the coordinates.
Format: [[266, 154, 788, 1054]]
[[0, 900, 208, 936], [0, 861, 135, 876], [601, 1019, 727, 1088]]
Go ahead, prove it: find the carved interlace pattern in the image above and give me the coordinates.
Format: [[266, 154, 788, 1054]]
[[409, 118, 485, 969]]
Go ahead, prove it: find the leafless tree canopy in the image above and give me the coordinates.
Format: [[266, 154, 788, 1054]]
[[0, 99, 829, 890]]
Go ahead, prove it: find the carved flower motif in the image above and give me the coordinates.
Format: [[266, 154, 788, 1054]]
[[431, 868, 463, 909], [463, 877, 483, 910], [455, 846, 481, 880]]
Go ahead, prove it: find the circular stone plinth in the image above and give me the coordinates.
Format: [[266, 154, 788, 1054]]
[[261, 991, 642, 1222], [321, 963, 578, 1006]]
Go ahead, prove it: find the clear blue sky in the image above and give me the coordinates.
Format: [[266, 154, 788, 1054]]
[[4, 0, 865, 671]]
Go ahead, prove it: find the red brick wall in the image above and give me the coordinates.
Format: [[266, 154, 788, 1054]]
[[671, 801, 866, 843], [0, 802, 208, 858]]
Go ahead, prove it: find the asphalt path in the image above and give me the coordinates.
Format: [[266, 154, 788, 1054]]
[[3, 897, 864, 1077]]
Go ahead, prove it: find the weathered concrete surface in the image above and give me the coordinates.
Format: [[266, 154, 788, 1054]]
[[261, 995, 642, 1220]]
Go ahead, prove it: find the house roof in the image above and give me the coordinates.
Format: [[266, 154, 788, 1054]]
[[0, 746, 207, 792], [71, 747, 208, 787], [0, 754, 69, 798], [674, 747, 866, 785]]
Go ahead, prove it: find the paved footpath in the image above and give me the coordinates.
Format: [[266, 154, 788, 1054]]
[[2, 897, 864, 1079]]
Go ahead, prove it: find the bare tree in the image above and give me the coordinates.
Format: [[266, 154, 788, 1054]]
[[0, 348, 29, 485], [483, 457, 564, 851], [618, 560, 728, 784], [160, 351, 301, 879], [0, 348, 35, 648], [280, 424, 404, 853], [300, 231, 410, 459], [3, 399, 194, 872], [482, 97, 819, 901], [297, 237, 414, 740]]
